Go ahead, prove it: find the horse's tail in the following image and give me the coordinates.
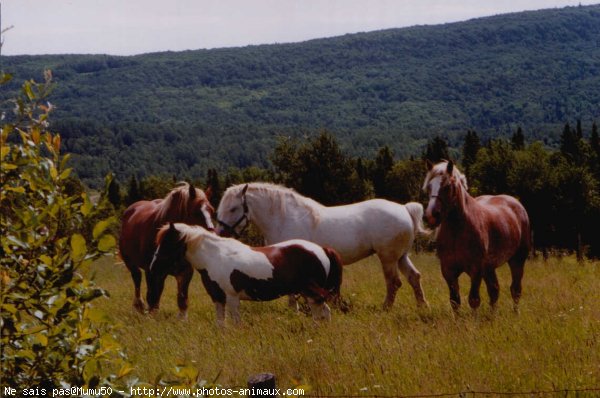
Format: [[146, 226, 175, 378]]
[[405, 202, 431, 237], [323, 246, 343, 298]]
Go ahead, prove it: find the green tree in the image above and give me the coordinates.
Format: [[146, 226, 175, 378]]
[[511, 126, 525, 150], [272, 132, 370, 205], [206, 168, 222, 207], [423, 136, 449, 163], [462, 129, 481, 177], [560, 122, 583, 164], [125, 175, 142, 205], [372, 145, 394, 198], [270, 135, 300, 185], [384, 159, 425, 203], [0, 72, 126, 391], [139, 175, 175, 200], [107, 175, 122, 208], [470, 139, 515, 195], [591, 121, 600, 157], [507, 142, 553, 256]]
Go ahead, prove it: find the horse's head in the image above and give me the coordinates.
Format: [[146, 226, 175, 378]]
[[150, 223, 189, 277], [216, 184, 249, 238], [162, 183, 215, 232], [422, 160, 468, 227], [187, 184, 215, 231]]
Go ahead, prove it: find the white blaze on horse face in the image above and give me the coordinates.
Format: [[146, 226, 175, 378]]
[[273, 239, 331, 277], [425, 175, 442, 220], [202, 203, 214, 230]]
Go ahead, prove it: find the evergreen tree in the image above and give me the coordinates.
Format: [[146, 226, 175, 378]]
[[372, 146, 394, 198], [560, 122, 582, 163], [126, 175, 142, 205], [423, 136, 449, 163], [206, 168, 222, 207], [591, 121, 600, 158], [576, 119, 583, 139], [107, 176, 122, 208], [462, 129, 481, 172], [511, 126, 525, 150]]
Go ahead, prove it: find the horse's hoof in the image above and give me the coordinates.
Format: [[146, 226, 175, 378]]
[[133, 301, 146, 314], [178, 311, 188, 321]]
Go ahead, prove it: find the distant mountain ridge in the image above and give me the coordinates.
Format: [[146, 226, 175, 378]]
[[2, 5, 599, 186]]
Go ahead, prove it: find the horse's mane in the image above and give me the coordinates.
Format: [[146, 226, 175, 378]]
[[155, 182, 207, 221], [422, 161, 468, 191], [155, 224, 171, 245], [155, 223, 207, 246], [225, 182, 323, 225]]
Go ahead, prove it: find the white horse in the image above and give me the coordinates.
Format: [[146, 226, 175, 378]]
[[216, 183, 428, 309], [151, 223, 343, 326]]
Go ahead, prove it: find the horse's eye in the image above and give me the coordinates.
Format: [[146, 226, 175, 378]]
[[230, 207, 237, 213]]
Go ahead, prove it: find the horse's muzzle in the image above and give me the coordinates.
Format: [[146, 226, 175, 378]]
[[424, 212, 441, 228], [217, 227, 232, 237]]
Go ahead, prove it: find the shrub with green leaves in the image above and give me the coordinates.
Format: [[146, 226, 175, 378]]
[[1, 71, 220, 397], [0, 71, 125, 390]]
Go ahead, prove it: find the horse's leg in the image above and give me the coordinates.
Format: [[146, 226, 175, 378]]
[[508, 256, 525, 312], [128, 265, 145, 313], [226, 295, 241, 325], [483, 268, 500, 310], [442, 266, 461, 312], [398, 254, 428, 308], [377, 252, 402, 310], [175, 266, 193, 320], [468, 269, 483, 311], [215, 301, 226, 328], [146, 271, 166, 314]]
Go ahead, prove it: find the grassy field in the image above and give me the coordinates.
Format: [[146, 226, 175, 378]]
[[89, 253, 599, 396]]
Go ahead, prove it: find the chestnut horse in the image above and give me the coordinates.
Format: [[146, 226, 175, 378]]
[[119, 183, 214, 318], [151, 223, 343, 326], [422, 160, 531, 312]]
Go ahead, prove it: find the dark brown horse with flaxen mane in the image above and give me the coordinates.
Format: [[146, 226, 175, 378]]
[[119, 182, 214, 318], [422, 160, 531, 312]]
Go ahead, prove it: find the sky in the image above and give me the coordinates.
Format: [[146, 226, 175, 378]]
[[1, 0, 598, 56]]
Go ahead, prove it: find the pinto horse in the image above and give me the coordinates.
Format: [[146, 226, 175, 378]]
[[150, 223, 343, 326], [422, 160, 531, 312], [216, 182, 428, 310], [119, 183, 214, 318]]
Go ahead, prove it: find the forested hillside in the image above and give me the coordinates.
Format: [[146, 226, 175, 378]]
[[2, 5, 599, 186]]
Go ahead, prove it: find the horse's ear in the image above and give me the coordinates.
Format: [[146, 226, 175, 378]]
[[446, 160, 454, 174], [241, 184, 249, 196], [426, 159, 434, 171], [188, 183, 196, 199], [204, 186, 212, 200]]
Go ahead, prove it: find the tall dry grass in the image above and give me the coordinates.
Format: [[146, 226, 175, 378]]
[[89, 253, 599, 396]]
